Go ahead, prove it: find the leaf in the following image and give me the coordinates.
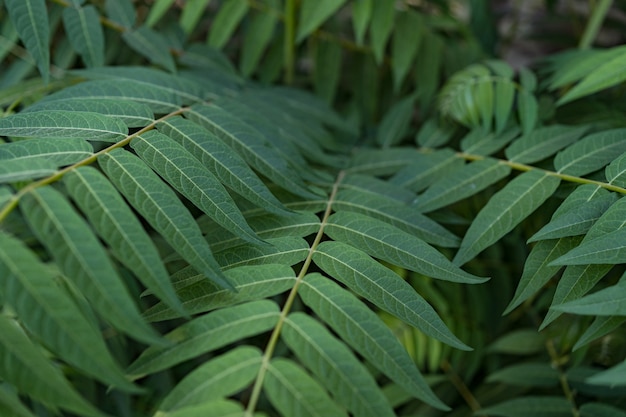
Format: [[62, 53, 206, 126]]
[[207, 0, 249, 47], [215, 236, 310, 270], [296, 0, 347, 42], [158, 346, 262, 412], [0, 159, 54, 183], [453, 170, 561, 266], [312, 241, 470, 349], [325, 211, 487, 284], [351, 0, 372, 45], [299, 274, 449, 410], [313, 38, 342, 104], [369, 0, 395, 64], [143, 264, 296, 321], [105, 0, 136, 28], [486, 363, 559, 387], [517, 90, 538, 136], [552, 281, 626, 316], [415, 118, 455, 148], [127, 301, 278, 378], [586, 361, 626, 386], [157, 116, 289, 215], [505, 125, 588, 164], [179, 0, 212, 34], [0, 232, 139, 393], [99, 149, 232, 290], [390, 148, 463, 192], [415, 158, 511, 213], [488, 329, 545, 355], [478, 397, 572, 417], [460, 126, 520, 156], [240, 0, 278, 77], [494, 79, 516, 133], [131, 131, 263, 245], [574, 315, 626, 350], [554, 128, 626, 176], [558, 49, 626, 105], [346, 147, 423, 176], [605, 151, 626, 187], [145, 0, 176, 27], [391, 11, 422, 91], [0, 137, 92, 168], [376, 94, 416, 148], [20, 187, 161, 345], [264, 358, 348, 417], [4, 0, 49, 82], [0, 110, 128, 141], [122, 25, 176, 73], [0, 386, 37, 417], [64, 167, 184, 316], [282, 313, 395, 417], [0, 315, 104, 417], [342, 173, 416, 203], [156, 400, 245, 417], [580, 403, 626, 417], [62, 5, 104, 68]]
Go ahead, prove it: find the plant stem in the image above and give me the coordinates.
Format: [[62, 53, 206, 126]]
[[578, 0, 613, 49], [546, 339, 580, 417], [283, 0, 297, 85]]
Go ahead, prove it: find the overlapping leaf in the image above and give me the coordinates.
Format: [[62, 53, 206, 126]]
[[555, 128, 626, 176], [122, 25, 176, 73], [62, 5, 104, 68]]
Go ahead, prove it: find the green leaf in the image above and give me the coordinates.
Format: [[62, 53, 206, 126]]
[[62, 5, 104, 68], [342, 173, 416, 203], [64, 167, 184, 316], [415, 119, 455, 148], [0, 386, 37, 417], [127, 300, 278, 378], [0, 158, 54, 183], [0, 137, 92, 167], [554, 128, 626, 176], [99, 149, 232, 290], [299, 274, 448, 410], [461, 126, 520, 156], [488, 329, 545, 355], [552, 281, 626, 316], [215, 236, 310, 270], [376, 94, 416, 148], [313, 38, 342, 104], [158, 346, 262, 412], [155, 400, 245, 417], [390, 148, 463, 192], [391, 11, 422, 91], [415, 158, 511, 213], [105, 0, 136, 28], [4, 0, 49, 82], [325, 211, 487, 284], [0, 232, 139, 393], [346, 147, 423, 176], [20, 187, 161, 345], [145, 0, 176, 27], [352, 0, 372, 45], [312, 241, 470, 349], [131, 131, 263, 245], [264, 358, 348, 417], [282, 313, 395, 417], [122, 25, 176, 73], [0, 315, 104, 417], [296, 0, 347, 43], [369, 0, 394, 64], [478, 396, 572, 417], [505, 125, 588, 164], [580, 403, 626, 417], [157, 116, 289, 215], [586, 361, 626, 386], [494, 79, 515, 133], [0, 110, 128, 141], [574, 315, 626, 350], [487, 363, 559, 387], [240, 0, 278, 77], [605, 151, 626, 187], [454, 170, 560, 266], [179, 0, 212, 34], [207, 0, 249, 47], [517, 90, 538, 136], [144, 264, 296, 321]]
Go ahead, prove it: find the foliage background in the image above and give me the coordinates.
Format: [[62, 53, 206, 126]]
[[1, 0, 626, 416]]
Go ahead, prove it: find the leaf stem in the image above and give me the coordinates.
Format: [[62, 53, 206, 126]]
[[244, 170, 345, 416], [545, 339, 580, 417]]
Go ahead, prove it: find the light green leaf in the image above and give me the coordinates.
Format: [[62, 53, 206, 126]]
[[158, 346, 262, 412], [207, 0, 249, 47], [487, 363, 559, 387], [478, 397, 572, 417], [391, 11, 422, 91], [547, 48, 623, 90], [157, 116, 289, 215], [494, 79, 515, 133], [0, 315, 104, 417], [20, 187, 161, 345], [313, 241, 469, 349], [127, 300, 278, 378], [155, 400, 244, 417], [296, 0, 347, 43], [180, 0, 212, 34], [145, 0, 176, 27], [0, 158, 56, 183], [558, 49, 626, 105], [325, 211, 487, 283], [62, 5, 104, 68], [454, 170, 560, 266], [144, 264, 296, 321], [346, 147, 423, 176], [0, 232, 139, 393], [369, 0, 394, 64], [282, 313, 395, 417], [64, 167, 184, 316], [376, 94, 416, 148], [555, 128, 626, 176], [416, 158, 511, 213], [264, 358, 348, 417], [390, 148, 463, 192], [0, 110, 127, 141], [122, 25, 176, 73], [131, 131, 263, 245], [505, 125, 588, 164], [517, 90, 538, 136], [105, 0, 136, 28], [352, 0, 372, 45], [300, 274, 448, 410], [240, 0, 278, 77], [215, 236, 310, 270], [0, 386, 37, 417], [4, 0, 49, 82], [99, 149, 231, 289], [574, 315, 626, 351], [580, 403, 626, 417], [488, 329, 545, 355], [552, 281, 626, 316]]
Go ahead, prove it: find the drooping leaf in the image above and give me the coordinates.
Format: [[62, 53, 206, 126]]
[[574, 315, 626, 351], [62, 5, 104, 68], [64, 167, 184, 316], [351, 0, 372, 45], [494, 79, 516, 133], [145, 0, 176, 27], [264, 358, 348, 417], [554, 128, 626, 176], [369, 0, 395, 64], [312, 241, 469, 349], [4, 0, 49, 82], [453, 170, 560, 266], [486, 363, 559, 387], [99, 149, 232, 290], [282, 313, 396, 417], [504, 125, 588, 164], [296, 0, 347, 42], [122, 25, 176, 73], [517, 90, 538, 136], [128, 300, 278, 378], [207, 0, 249, 47], [240, 0, 278, 77], [20, 187, 161, 345], [391, 11, 422, 91], [0, 110, 127, 141], [324, 211, 487, 283], [179, 0, 212, 34], [157, 346, 262, 412], [376, 94, 416, 148], [552, 280, 626, 316], [299, 274, 449, 410], [105, 0, 136, 28], [313, 38, 342, 104], [478, 396, 572, 417]]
